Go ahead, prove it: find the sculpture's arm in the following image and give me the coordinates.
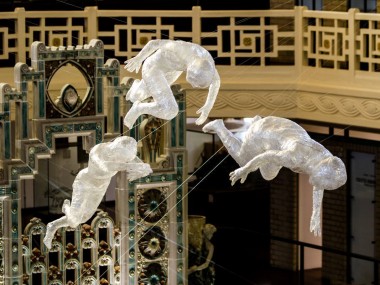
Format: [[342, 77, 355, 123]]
[[188, 239, 215, 274], [195, 70, 221, 125], [310, 187, 324, 236], [229, 150, 283, 185], [124, 39, 169, 73]]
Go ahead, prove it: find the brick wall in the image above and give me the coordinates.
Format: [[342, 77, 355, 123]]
[[270, 168, 298, 270]]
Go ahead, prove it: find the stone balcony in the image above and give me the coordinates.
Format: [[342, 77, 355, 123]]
[[1, 6, 380, 129]]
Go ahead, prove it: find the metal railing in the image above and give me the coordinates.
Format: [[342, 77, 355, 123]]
[[272, 234, 379, 285], [219, 226, 379, 285]]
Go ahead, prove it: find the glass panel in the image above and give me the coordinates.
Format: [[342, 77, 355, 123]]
[[350, 151, 375, 285], [350, 0, 365, 10], [300, 0, 323, 10], [368, 0, 377, 12], [351, 0, 377, 12], [351, 258, 374, 285]]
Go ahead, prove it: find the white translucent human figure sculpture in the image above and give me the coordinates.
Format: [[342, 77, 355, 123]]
[[43, 136, 152, 249], [123, 39, 220, 129], [202, 116, 347, 236]]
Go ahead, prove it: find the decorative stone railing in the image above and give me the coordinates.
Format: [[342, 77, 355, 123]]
[[1, 6, 380, 128]]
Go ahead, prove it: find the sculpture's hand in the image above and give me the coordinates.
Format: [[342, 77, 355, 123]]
[[142, 163, 153, 176], [127, 163, 152, 181], [195, 106, 209, 125], [229, 167, 249, 186], [188, 265, 198, 275], [124, 56, 143, 73], [310, 210, 321, 236]]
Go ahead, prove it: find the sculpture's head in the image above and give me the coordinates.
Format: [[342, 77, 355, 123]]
[[108, 136, 137, 162], [203, 223, 217, 240], [310, 156, 347, 190], [186, 58, 214, 88]]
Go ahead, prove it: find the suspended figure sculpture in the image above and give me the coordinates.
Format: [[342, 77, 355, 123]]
[[43, 136, 153, 249], [203, 116, 347, 236], [123, 39, 220, 129]]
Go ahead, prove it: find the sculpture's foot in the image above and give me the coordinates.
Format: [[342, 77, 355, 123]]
[[229, 166, 250, 186], [310, 212, 321, 236], [124, 101, 141, 129], [43, 224, 54, 250], [62, 199, 70, 215], [127, 163, 153, 181], [43, 235, 52, 250], [202, 119, 224, 134], [123, 116, 133, 130]]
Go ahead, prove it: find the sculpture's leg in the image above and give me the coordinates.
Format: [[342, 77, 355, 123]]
[[126, 79, 141, 102], [62, 199, 70, 215], [44, 216, 69, 249], [164, 70, 182, 85], [310, 187, 323, 236], [143, 98, 178, 120], [124, 96, 179, 129], [142, 71, 179, 120], [126, 79, 152, 103], [124, 71, 179, 129], [124, 101, 142, 129], [202, 119, 245, 166]]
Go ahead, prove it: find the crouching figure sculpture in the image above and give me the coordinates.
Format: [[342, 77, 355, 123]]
[[43, 136, 153, 249], [203, 116, 347, 236], [123, 39, 220, 129]]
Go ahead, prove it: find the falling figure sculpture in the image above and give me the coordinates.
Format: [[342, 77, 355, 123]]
[[43, 136, 153, 249], [203, 116, 347, 236], [124, 39, 220, 129]]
